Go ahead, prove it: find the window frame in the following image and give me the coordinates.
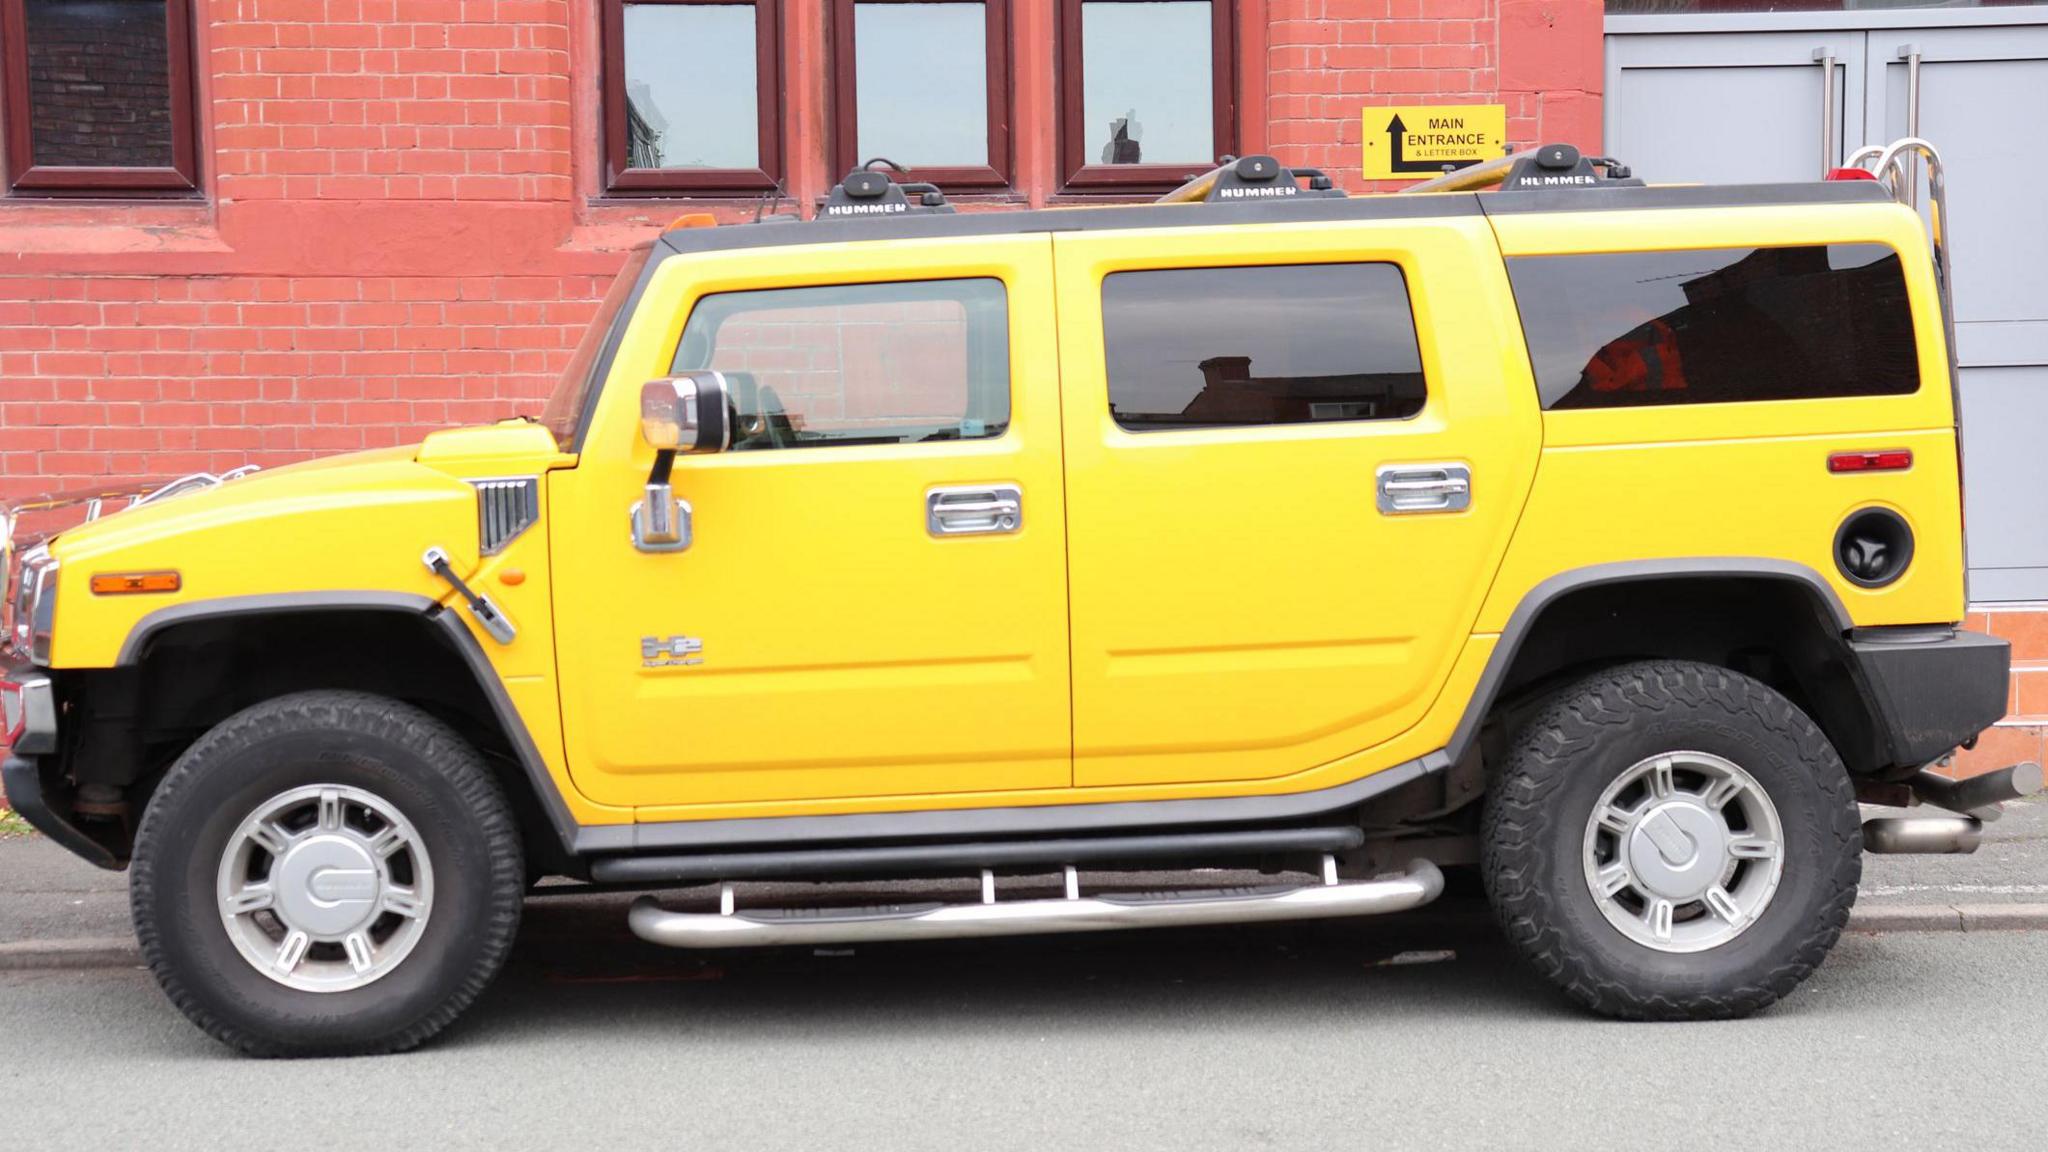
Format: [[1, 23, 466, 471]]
[[1057, 0, 1236, 194], [830, 0, 1011, 191], [0, 0, 199, 195], [601, 0, 784, 196]]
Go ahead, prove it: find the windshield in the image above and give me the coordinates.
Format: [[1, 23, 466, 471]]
[[538, 243, 657, 450]]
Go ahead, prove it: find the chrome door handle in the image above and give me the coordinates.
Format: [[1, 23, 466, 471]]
[[927, 485, 1022, 536], [1813, 46, 1839, 171], [1898, 43, 1923, 207], [1376, 464, 1471, 514]]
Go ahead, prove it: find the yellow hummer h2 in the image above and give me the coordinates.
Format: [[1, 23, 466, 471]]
[[4, 141, 2036, 1056]]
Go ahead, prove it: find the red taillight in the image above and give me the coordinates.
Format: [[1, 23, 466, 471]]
[[1828, 449, 1913, 474], [1824, 167, 1880, 182]]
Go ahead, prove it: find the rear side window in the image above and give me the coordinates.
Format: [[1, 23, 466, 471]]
[[1506, 244, 1919, 410], [672, 278, 1009, 450], [1100, 263, 1427, 431]]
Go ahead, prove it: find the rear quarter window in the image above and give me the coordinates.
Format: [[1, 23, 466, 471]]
[[1505, 243, 1919, 410]]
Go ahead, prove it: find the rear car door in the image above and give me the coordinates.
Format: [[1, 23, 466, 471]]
[[1053, 214, 1541, 789], [550, 234, 1072, 813]]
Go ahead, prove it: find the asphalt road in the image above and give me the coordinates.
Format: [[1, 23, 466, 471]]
[[3, 905, 2045, 1151]]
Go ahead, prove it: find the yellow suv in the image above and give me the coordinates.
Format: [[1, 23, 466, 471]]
[[3, 143, 2035, 1056]]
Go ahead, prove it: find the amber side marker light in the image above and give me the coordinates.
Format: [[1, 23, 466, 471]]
[[90, 571, 182, 595], [1828, 450, 1913, 474]]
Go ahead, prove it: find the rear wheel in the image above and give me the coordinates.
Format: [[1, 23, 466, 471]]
[[1481, 660, 1861, 1019], [131, 691, 524, 1056]]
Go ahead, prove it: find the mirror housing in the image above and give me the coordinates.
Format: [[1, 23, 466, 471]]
[[639, 372, 731, 454]]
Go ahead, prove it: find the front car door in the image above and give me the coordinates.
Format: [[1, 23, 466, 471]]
[[1053, 214, 1540, 790], [550, 234, 1071, 816]]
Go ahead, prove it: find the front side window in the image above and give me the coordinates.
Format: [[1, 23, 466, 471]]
[[1, 0, 197, 193], [673, 278, 1010, 450], [1101, 263, 1427, 430], [602, 0, 782, 194], [539, 244, 659, 451], [1505, 244, 1920, 410], [832, 0, 1009, 188], [1059, 0, 1235, 191]]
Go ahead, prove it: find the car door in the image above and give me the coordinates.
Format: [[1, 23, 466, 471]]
[[1053, 216, 1540, 789], [550, 234, 1071, 814]]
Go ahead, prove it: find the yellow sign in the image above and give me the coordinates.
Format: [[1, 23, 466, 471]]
[[1361, 105, 1507, 181]]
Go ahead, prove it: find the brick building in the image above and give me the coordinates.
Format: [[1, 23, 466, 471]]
[[0, 0, 1601, 500]]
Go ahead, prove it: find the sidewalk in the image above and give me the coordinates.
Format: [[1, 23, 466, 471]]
[[4, 797, 2046, 968]]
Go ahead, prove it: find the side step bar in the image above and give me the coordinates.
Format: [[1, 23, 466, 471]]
[[628, 859, 1445, 950]]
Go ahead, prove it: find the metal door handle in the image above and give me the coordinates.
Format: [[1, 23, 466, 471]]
[[1377, 464, 1471, 514], [927, 485, 1022, 536], [1898, 43, 1923, 207], [1813, 47, 1839, 171]]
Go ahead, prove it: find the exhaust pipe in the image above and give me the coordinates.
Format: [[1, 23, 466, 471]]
[[1863, 814, 1982, 855], [1911, 760, 2042, 819]]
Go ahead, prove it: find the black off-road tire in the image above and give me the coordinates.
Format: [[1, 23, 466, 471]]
[[1481, 660, 1861, 1020], [130, 691, 525, 1057]]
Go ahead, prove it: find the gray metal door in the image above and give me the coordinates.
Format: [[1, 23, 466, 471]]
[[1867, 26, 2048, 601], [1609, 11, 2048, 602], [1604, 31, 1866, 184]]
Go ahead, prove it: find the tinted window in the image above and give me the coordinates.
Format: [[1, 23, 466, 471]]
[[673, 279, 1009, 450], [1506, 244, 1920, 410], [1101, 263, 1426, 430]]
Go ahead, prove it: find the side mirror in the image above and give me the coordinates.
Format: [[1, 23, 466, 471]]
[[639, 371, 731, 454], [632, 372, 730, 553]]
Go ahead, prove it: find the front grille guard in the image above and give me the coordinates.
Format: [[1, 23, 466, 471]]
[[1, 466, 259, 651]]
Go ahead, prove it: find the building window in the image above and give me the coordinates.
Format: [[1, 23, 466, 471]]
[[830, 0, 1010, 189], [1101, 263, 1426, 430], [0, 0, 197, 194], [602, 0, 782, 195], [672, 279, 1012, 450], [1059, 0, 1234, 192]]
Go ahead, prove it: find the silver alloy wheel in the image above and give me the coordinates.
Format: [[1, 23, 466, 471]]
[[1581, 751, 1785, 954], [215, 784, 434, 992]]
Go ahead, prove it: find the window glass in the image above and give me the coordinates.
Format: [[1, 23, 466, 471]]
[[673, 279, 1011, 450], [1082, 0, 1213, 166], [23, 0, 173, 168], [622, 2, 759, 169], [855, 2, 988, 167], [1101, 264, 1427, 430], [1505, 244, 1920, 410]]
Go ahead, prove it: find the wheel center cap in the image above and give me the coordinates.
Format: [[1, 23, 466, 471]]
[[1625, 801, 1729, 902], [272, 835, 382, 937]]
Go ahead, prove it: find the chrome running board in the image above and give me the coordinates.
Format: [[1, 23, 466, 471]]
[[627, 858, 1444, 950]]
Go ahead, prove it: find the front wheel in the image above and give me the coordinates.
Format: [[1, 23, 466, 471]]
[[1482, 660, 1861, 1020], [131, 691, 525, 1056]]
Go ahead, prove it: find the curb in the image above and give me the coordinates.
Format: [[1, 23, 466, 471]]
[[0, 938, 141, 971], [2, 906, 2046, 973], [1846, 903, 2048, 934]]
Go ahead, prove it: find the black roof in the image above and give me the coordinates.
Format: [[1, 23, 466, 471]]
[[656, 179, 1894, 259]]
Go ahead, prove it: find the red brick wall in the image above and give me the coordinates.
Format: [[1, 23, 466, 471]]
[[0, 0, 1604, 503]]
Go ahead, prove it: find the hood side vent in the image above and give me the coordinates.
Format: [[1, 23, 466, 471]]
[[472, 477, 540, 556]]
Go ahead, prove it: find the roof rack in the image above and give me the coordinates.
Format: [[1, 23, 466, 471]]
[[817, 159, 956, 219], [1157, 155, 1345, 204], [1398, 144, 1639, 194]]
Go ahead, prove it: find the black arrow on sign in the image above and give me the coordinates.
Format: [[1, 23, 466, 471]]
[[1384, 113, 1458, 174]]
